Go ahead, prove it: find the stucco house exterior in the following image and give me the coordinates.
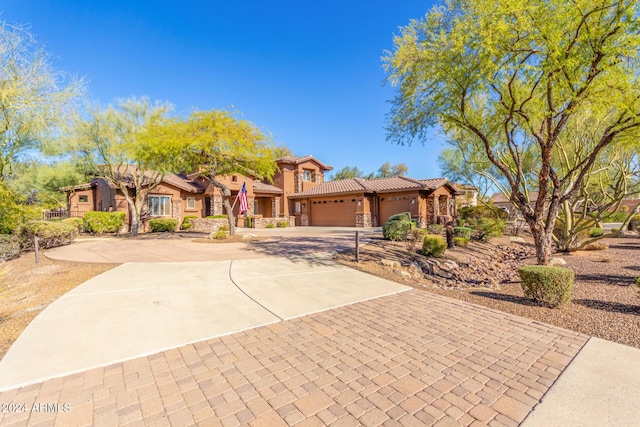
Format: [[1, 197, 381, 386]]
[[66, 155, 458, 231]]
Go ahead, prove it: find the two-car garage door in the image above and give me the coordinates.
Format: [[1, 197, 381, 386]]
[[309, 198, 357, 226]]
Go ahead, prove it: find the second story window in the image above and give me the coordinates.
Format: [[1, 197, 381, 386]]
[[302, 170, 312, 182]]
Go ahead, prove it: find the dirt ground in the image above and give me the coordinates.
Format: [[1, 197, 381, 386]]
[[0, 254, 117, 359], [336, 234, 640, 349]]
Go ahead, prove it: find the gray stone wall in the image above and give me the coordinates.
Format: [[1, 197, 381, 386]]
[[213, 196, 223, 216], [253, 216, 295, 228], [301, 214, 309, 226], [355, 212, 372, 228], [172, 201, 181, 230], [272, 198, 280, 218], [188, 218, 229, 232]]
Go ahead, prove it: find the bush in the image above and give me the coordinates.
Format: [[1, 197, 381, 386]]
[[84, 211, 126, 234], [18, 221, 77, 251], [276, 221, 288, 228], [387, 212, 411, 222], [383, 220, 413, 241], [589, 227, 605, 237], [427, 224, 444, 235], [453, 226, 473, 239], [212, 229, 228, 240], [149, 218, 178, 232], [266, 223, 275, 229], [518, 265, 574, 307], [0, 234, 21, 261], [603, 211, 627, 223], [206, 215, 227, 218], [459, 205, 508, 221], [246, 216, 253, 228], [454, 237, 470, 247], [218, 224, 229, 232], [467, 218, 505, 241], [422, 234, 447, 257], [181, 216, 198, 230], [584, 242, 609, 251], [62, 217, 85, 233]]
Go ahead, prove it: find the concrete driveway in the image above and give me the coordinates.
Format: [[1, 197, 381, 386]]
[[0, 256, 407, 391]]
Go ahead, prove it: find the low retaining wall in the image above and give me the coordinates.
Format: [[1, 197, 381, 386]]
[[187, 216, 295, 232], [251, 217, 295, 229], [187, 218, 228, 232]]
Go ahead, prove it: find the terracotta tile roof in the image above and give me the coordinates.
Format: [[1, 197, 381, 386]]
[[276, 155, 333, 171], [289, 176, 454, 198], [253, 182, 283, 194], [87, 165, 203, 193]]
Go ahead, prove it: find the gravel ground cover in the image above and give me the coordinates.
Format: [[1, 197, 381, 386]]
[[336, 235, 640, 349]]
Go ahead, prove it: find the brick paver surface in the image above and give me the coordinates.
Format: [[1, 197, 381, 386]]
[[0, 290, 588, 426]]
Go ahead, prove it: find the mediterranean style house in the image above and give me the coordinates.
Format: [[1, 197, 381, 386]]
[[66, 155, 459, 231]]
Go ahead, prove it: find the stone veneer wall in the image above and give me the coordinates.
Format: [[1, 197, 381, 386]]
[[355, 212, 372, 228], [301, 214, 309, 226], [213, 196, 223, 216], [253, 216, 295, 228], [426, 196, 436, 225], [271, 198, 280, 218], [188, 218, 229, 232]]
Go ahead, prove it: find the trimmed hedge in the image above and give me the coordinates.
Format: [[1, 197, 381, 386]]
[[422, 234, 447, 257], [18, 221, 77, 251], [62, 217, 85, 233], [518, 265, 574, 307], [276, 221, 288, 228], [149, 218, 178, 232], [0, 234, 21, 261], [84, 211, 126, 234], [387, 212, 411, 222]]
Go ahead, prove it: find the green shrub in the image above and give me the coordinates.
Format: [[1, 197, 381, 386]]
[[589, 227, 605, 237], [427, 224, 444, 235], [218, 224, 229, 232], [181, 215, 198, 230], [213, 229, 228, 240], [467, 217, 505, 241], [206, 215, 227, 218], [518, 265, 574, 307], [0, 186, 24, 234], [149, 218, 177, 232], [18, 221, 77, 251], [62, 217, 85, 233], [0, 234, 21, 261], [383, 220, 413, 241], [84, 211, 126, 234], [276, 221, 288, 228], [265, 223, 275, 228], [422, 234, 447, 257], [454, 237, 470, 247], [459, 205, 508, 221], [453, 226, 473, 239], [387, 212, 412, 222], [603, 211, 627, 223], [246, 216, 253, 228]]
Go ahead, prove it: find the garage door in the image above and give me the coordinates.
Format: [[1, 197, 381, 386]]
[[310, 198, 357, 226], [379, 196, 411, 224]]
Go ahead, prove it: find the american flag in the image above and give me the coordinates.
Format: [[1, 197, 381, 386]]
[[238, 182, 249, 214]]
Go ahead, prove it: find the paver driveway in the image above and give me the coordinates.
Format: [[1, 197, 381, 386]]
[[0, 290, 589, 426]]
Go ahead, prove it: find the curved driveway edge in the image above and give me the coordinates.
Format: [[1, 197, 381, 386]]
[[0, 258, 408, 392]]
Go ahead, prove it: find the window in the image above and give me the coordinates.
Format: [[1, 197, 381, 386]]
[[186, 197, 195, 209], [148, 195, 171, 216], [78, 195, 88, 203], [295, 202, 301, 213], [302, 170, 312, 181], [232, 175, 238, 182]]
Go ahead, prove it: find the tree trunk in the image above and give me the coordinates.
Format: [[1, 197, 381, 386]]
[[208, 174, 236, 236], [530, 222, 553, 265], [222, 192, 236, 236]]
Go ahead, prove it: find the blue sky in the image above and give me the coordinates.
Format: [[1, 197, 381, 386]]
[[2, 1, 447, 179]]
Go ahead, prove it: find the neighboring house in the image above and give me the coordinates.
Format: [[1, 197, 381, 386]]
[[489, 192, 540, 216], [288, 176, 459, 227], [65, 155, 458, 231], [454, 184, 478, 208]]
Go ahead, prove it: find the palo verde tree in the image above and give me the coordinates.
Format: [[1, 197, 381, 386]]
[[331, 162, 409, 180], [143, 110, 279, 236], [0, 22, 83, 181], [70, 97, 173, 236], [384, 0, 640, 264]]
